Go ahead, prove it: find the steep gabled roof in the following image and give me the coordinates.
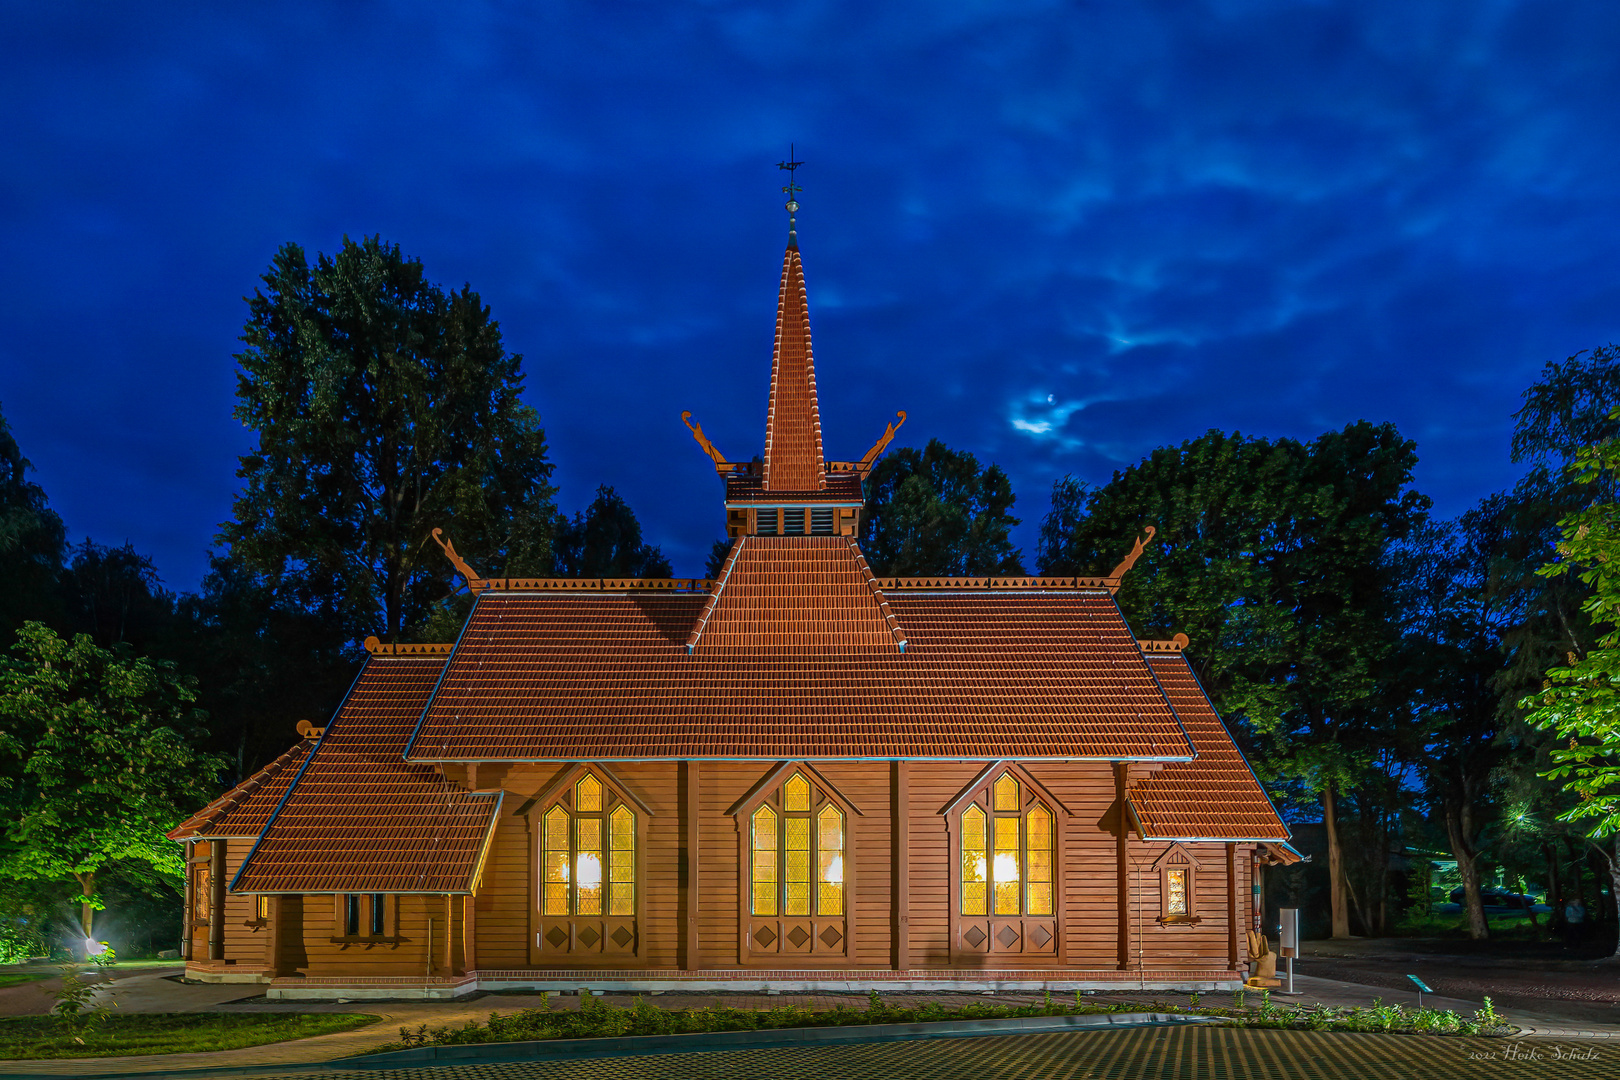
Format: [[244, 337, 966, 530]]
[[402, 583, 1195, 762], [231, 654, 500, 893], [762, 243, 824, 493], [167, 740, 313, 841], [1131, 652, 1289, 842], [687, 536, 905, 653]]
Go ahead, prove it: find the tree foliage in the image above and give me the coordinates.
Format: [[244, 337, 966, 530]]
[[1521, 415, 1620, 843], [1513, 344, 1620, 469], [860, 439, 1023, 576], [223, 236, 557, 642], [0, 624, 223, 936], [0, 406, 66, 638], [1038, 422, 1428, 937], [550, 486, 672, 578]]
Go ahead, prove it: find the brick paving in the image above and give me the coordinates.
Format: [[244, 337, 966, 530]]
[[4, 1028, 1619, 1080], [2, 969, 1616, 1076]]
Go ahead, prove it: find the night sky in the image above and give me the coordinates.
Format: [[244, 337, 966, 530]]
[[4, 2, 1619, 590]]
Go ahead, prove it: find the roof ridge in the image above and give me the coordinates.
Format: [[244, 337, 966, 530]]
[[686, 536, 745, 653], [848, 537, 907, 652]]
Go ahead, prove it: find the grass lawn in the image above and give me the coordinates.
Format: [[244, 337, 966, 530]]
[[0, 958, 182, 990], [0, 1012, 381, 1060], [0, 970, 56, 990]]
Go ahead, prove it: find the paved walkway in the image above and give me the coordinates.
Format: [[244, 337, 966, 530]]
[[2, 970, 1615, 1076], [5, 1027, 1618, 1080]]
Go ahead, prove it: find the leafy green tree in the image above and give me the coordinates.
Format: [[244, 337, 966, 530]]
[[551, 486, 672, 578], [0, 624, 224, 941], [1520, 413, 1620, 957], [861, 439, 1023, 576], [0, 405, 66, 638], [223, 236, 557, 644], [1039, 422, 1429, 937]]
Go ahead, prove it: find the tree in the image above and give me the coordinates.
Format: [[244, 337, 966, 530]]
[[861, 439, 1023, 576], [704, 538, 732, 580], [0, 624, 224, 942], [166, 553, 358, 782], [61, 540, 174, 652], [1520, 411, 1620, 958], [1514, 344, 1620, 478], [0, 404, 66, 638], [1390, 506, 1522, 939], [223, 236, 557, 644], [1039, 422, 1429, 937], [551, 486, 672, 578]]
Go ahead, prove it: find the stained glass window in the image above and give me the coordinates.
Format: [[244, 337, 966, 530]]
[[994, 773, 1021, 812], [994, 816, 1022, 915], [784, 772, 811, 812], [542, 805, 570, 916], [961, 774, 1056, 921], [751, 772, 849, 926], [1166, 868, 1188, 915], [609, 805, 635, 916], [752, 805, 778, 915], [961, 805, 988, 915], [818, 805, 844, 915], [785, 816, 811, 915], [1026, 806, 1053, 916], [575, 816, 603, 916], [540, 778, 634, 920]]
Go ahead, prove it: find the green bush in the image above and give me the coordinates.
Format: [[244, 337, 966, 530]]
[[370, 990, 1512, 1054]]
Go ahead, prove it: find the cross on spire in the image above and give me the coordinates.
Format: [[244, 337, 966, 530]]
[[777, 145, 803, 245]]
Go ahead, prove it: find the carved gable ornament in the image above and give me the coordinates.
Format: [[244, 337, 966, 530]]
[[1150, 842, 1203, 872]]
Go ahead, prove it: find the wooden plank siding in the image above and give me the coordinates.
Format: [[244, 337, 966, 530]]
[[200, 759, 1250, 982]]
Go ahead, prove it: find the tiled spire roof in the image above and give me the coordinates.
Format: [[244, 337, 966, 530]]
[[762, 243, 825, 492]]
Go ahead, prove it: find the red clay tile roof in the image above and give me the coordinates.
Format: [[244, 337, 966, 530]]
[[688, 537, 905, 653], [762, 244, 825, 493], [1131, 653, 1288, 841], [167, 740, 313, 841], [402, 579, 1196, 761], [231, 655, 500, 893]]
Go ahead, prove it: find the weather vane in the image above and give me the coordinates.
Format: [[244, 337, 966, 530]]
[[777, 145, 804, 244], [777, 144, 804, 212]]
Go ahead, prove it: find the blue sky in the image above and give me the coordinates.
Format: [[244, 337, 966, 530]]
[[3, 1, 1618, 588]]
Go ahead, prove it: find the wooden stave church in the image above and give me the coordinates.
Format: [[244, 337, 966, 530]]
[[168, 216, 1296, 1000]]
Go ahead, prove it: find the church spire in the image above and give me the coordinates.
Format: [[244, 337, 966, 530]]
[[763, 150, 824, 492]]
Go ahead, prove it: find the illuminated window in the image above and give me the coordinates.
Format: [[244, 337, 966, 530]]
[[256, 895, 270, 921], [193, 867, 210, 922], [960, 771, 1054, 918], [540, 771, 635, 917], [1166, 869, 1188, 916], [750, 770, 846, 918]]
